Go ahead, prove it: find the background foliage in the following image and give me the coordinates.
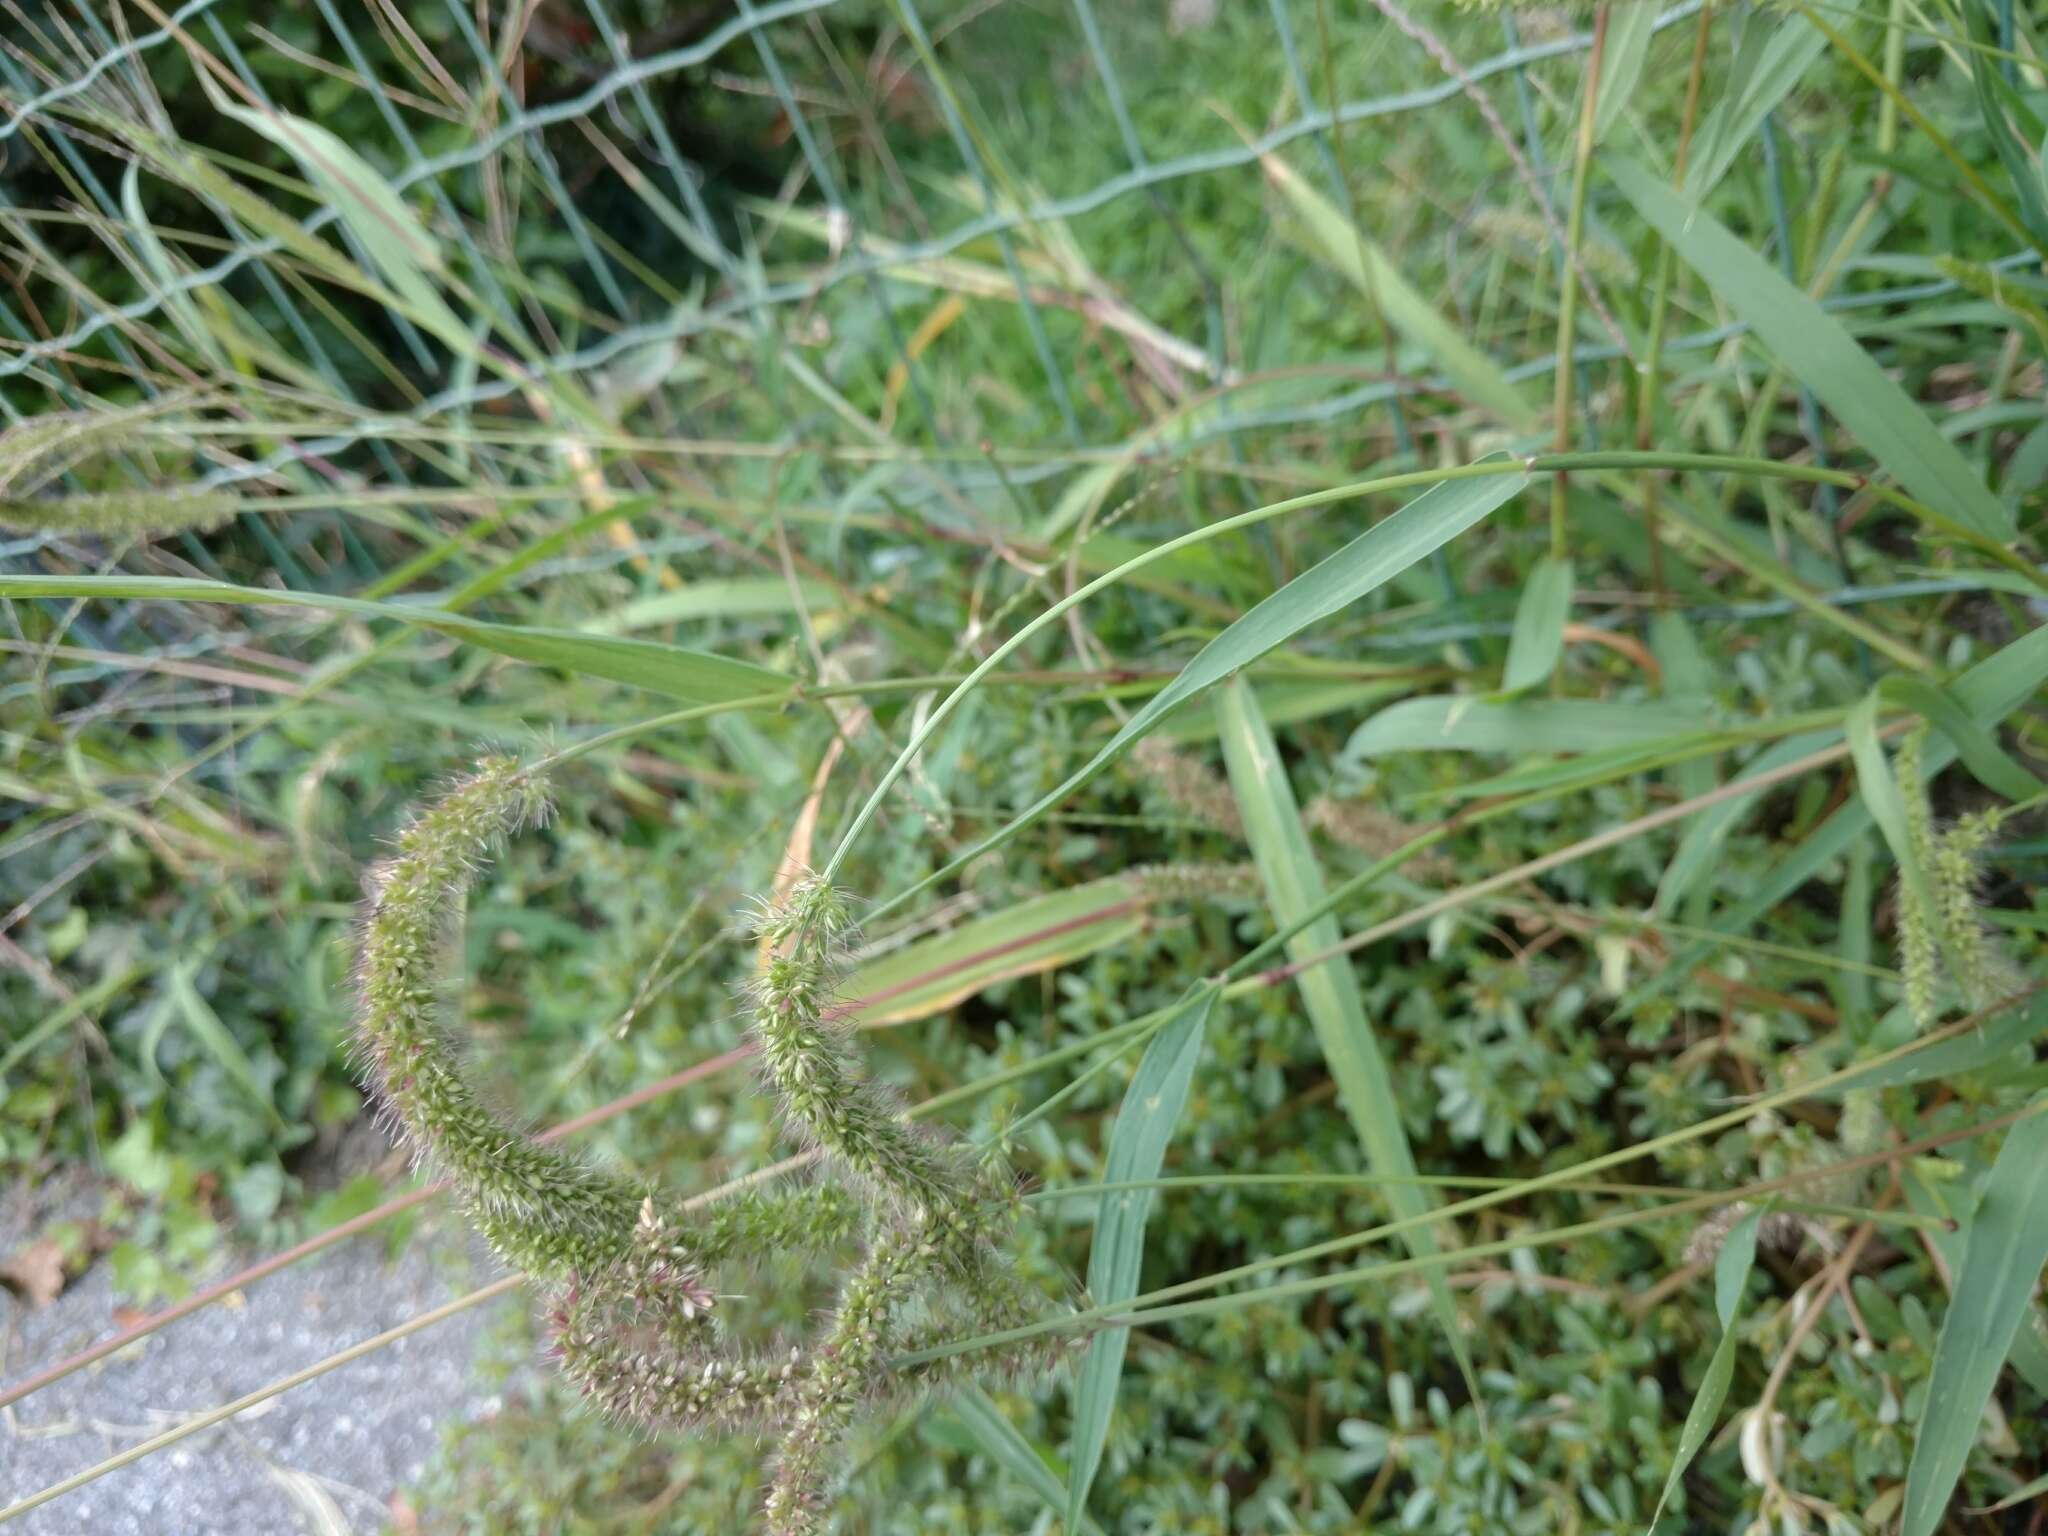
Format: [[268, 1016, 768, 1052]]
[[2, 1, 2047, 1532]]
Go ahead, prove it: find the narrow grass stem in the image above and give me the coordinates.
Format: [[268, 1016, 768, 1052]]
[[1024, 1174, 1949, 1233], [893, 1022, 2039, 1367], [1632, 4, 1714, 605], [1550, 5, 1609, 560]]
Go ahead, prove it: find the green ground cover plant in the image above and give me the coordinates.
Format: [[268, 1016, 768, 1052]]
[[1, 1, 2046, 1532]]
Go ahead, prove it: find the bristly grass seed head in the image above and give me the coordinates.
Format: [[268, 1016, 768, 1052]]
[[357, 778, 1058, 1534], [354, 758, 649, 1276]]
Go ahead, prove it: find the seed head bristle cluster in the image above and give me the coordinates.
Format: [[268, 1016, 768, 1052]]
[[353, 770, 1062, 1535], [1133, 736, 1245, 838], [748, 879, 973, 1215], [1892, 732, 2017, 1029], [1930, 809, 2016, 1008], [1681, 1201, 1812, 1269], [1304, 793, 1448, 876], [354, 757, 650, 1275], [0, 488, 242, 537], [1127, 860, 1264, 904]]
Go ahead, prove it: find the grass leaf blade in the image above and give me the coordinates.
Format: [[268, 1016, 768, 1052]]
[[220, 105, 467, 346], [1903, 1105, 2048, 1536], [1496, 555, 1574, 697], [1606, 151, 2015, 542], [1649, 1207, 1765, 1530], [1066, 987, 1216, 1530], [1345, 697, 1704, 760], [945, 1385, 1101, 1535], [0, 573, 792, 703], [1260, 155, 1537, 427], [1683, 15, 1828, 201], [886, 469, 1528, 902], [1216, 676, 1480, 1409], [166, 961, 284, 1129], [848, 878, 1151, 1027], [1593, 6, 1659, 145]]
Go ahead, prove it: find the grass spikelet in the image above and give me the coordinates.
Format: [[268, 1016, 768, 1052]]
[[1932, 810, 2016, 1007], [354, 757, 649, 1276], [1304, 793, 1447, 875], [749, 878, 973, 1215], [1126, 860, 1264, 903], [0, 489, 241, 536], [0, 403, 186, 498], [1893, 732, 1943, 1030], [1133, 736, 1245, 839]]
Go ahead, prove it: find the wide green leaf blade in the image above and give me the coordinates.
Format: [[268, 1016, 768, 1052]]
[[1593, 5, 1659, 145], [1216, 676, 1481, 1406], [600, 578, 839, 631], [943, 1386, 1103, 1535], [1880, 676, 2044, 802], [1904, 1158, 2048, 1401], [1345, 697, 1705, 760], [0, 573, 793, 703], [1903, 1104, 2048, 1536], [1066, 987, 1215, 1530], [221, 105, 467, 346], [904, 470, 1529, 897], [1495, 556, 1574, 697], [847, 878, 1151, 1027], [1606, 151, 2015, 542], [1649, 1208, 1765, 1530], [1682, 14, 1828, 201]]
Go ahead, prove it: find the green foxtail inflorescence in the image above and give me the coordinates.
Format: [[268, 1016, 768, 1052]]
[[1891, 732, 2020, 1029], [353, 769, 1063, 1535], [1133, 735, 1246, 838], [1126, 860, 1264, 904], [748, 878, 976, 1216], [0, 488, 241, 536], [1305, 792, 1450, 878], [1893, 732, 1943, 1030], [1931, 809, 2017, 1008], [354, 757, 649, 1276]]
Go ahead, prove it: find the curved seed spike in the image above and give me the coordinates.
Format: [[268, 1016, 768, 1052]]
[[357, 776, 1057, 1533], [749, 877, 972, 1216], [354, 759, 651, 1276]]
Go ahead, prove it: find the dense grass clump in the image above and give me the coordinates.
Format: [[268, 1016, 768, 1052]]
[[1, 3, 2045, 1534]]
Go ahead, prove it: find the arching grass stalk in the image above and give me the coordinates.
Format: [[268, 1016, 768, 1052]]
[[891, 1004, 2040, 1371], [835, 449, 2040, 927]]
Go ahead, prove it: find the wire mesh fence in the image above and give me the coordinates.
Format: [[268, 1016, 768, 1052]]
[[0, 3, 1666, 497], [6, 1, 2026, 576]]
